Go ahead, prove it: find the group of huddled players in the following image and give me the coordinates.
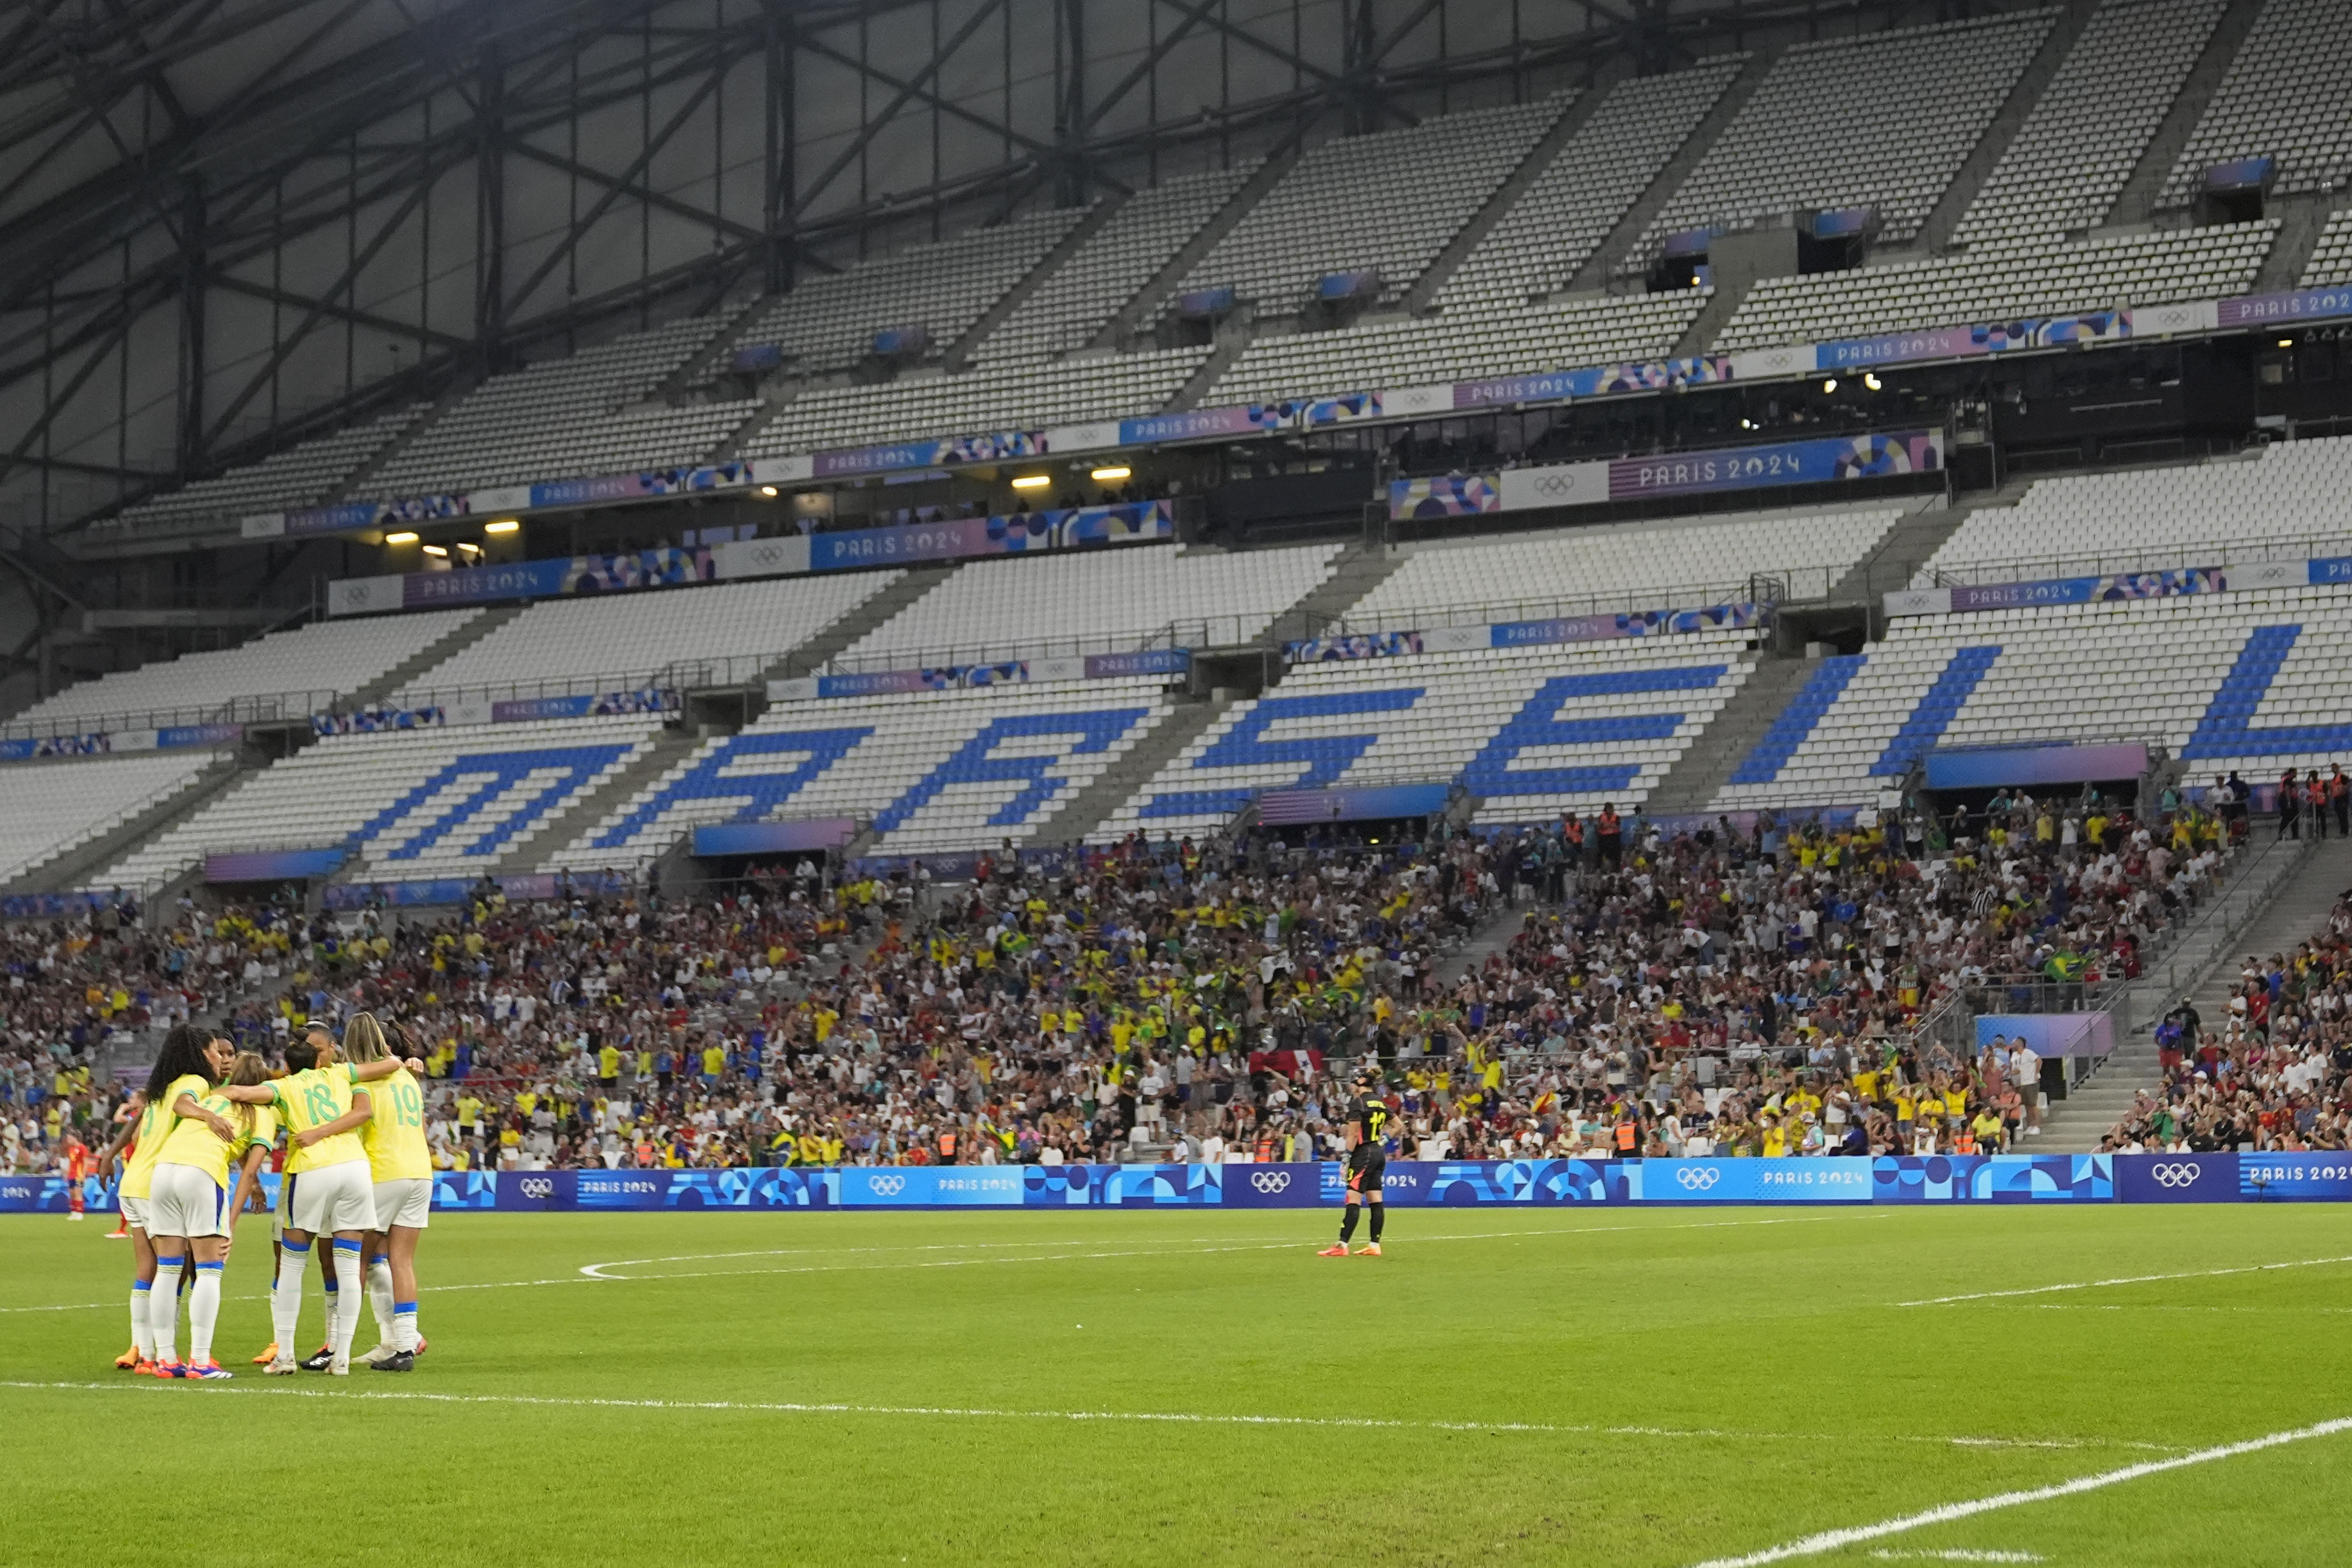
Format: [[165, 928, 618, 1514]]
[[91, 1013, 432, 1379]]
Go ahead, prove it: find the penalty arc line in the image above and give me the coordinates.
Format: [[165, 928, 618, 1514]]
[[1686, 1415, 2352, 1568], [0, 1381, 2177, 1453], [1896, 1253, 2352, 1307]]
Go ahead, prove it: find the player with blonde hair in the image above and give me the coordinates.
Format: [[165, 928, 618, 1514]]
[[344, 1013, 432, 1371]]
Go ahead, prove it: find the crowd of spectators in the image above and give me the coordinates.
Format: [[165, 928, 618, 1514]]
[[0, 784, 2264, 1179], [2101, 894, 2352, 1153]]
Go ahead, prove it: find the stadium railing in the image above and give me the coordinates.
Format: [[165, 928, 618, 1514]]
[[1917, 523, 2352, 589], [0, 687, 344, 743]]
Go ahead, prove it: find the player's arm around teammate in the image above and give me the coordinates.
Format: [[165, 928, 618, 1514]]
[[146, 1046, 271, 1380], [140, 1031, 237, 1376]]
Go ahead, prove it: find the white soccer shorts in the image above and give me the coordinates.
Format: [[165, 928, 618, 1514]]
[[147, 1164, 229, 1239], [285, 1161, 376, 1235], [118, 1193, 151, 1230], [372, 1177, 430, 1230]]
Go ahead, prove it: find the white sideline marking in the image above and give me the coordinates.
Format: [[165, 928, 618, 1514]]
[[0, 1380, 2174, 1454], [0, 1211, 1877, 1312], [1899, 1254, 2352, 1307], [1689, 1416, 2352, 1567], [1868, 1553, 2044, 1563]]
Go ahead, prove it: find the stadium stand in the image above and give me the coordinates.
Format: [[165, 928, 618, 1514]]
[[1715, 223, 2275, 351], [975, 167, 1260, 363], [102, 405, 426, 530], [0, 753, 229, 884], [734, 346, 1212, 457], [1434, 61, 1747, 308], [545, 676, 1181, 865], [1202, 292, 1706, 410], [1950, 0, 2228, 248], [1096, 631, 1760, 843], [1338, 507, 1902, 628], [1713, 586, 2352, 810], [2305, 208, 2352, 287], [2157, 0, 2352, 209], [836, 543, 1342, 664], [8, 607, 484, 731], [1636, 11, 2057, 256], [361, 318, 735, 497], [1167, 98, 1565, 316], [733, 208, 1085, 373], [1919, 435, 2352, 579], [389, 574, 905, 702], [99, 715, 667, 888]]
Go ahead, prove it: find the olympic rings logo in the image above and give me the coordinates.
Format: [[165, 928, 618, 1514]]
[[1676, 1167, 1723, 1191], [518, 1178, 554, 1198], [1249, 1171, 1291, 1193], [868, 1174, 907, 1196], [2150, 1163, 2201, 1188]]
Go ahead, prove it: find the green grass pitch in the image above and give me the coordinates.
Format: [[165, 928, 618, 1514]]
[[5, 1204, 2350, 1566]]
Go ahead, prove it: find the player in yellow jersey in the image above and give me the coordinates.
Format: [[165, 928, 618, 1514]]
[[219, 1021, 419, 1376], [345, 1014, 432, 1372], [89, 1025, 227, 1363], [146, 1052, 277, 1380]]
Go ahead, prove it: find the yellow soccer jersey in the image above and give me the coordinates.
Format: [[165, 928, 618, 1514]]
[[155, 1094, 277, 1189], [271, 1065, 368, 1174], [361, 1066, 432, 1182], [122, 1074, 208, 1200]]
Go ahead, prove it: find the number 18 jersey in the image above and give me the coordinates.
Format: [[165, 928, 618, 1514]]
[[271, 1065, 368, 1174]]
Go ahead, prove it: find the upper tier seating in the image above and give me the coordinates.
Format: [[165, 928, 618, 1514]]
[[104, 405, 425, 531], [390, 573, 905, 702], [2158, 0, 2352, 209], [2305, 209, 2352, 288], [1204, 292, 1706, 410], [543, 678, 1179, 864], [101, 715, 665, 887], [1095, 631, 1760, 843], [1638, 11, 2055, 256], [976, 167, 1259, 363], [364, 318, 732, 497], [1921, 436, 2352, 579], [735, 209, 1083, 374], [12, 608, 482, 731], [0, 753, 228, 884], [1342, 507, 1904, 628], [1715, 587, 2352, 810], [735, 346, 1210, 457], [838, 543, 1342, 665], [1436, 61, 1745, 309], [1716, 223, 2274, 352], [1168, 98, 1564, 318], [1951, 0, 2226, 248]]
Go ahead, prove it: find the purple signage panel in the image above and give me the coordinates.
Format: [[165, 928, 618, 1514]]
[[1115, 405, 1286, 445], [1609, 430, 1941, 499], [2215, 287, 2352, 328], [1925, 741, 2148, 789], [692, 818, 859, 856], [1257, 784, 1450, 825], [205, 848, 345, 882]]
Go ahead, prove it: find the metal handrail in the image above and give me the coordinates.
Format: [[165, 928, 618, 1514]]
[[1916, 525, 2352, 590], [0, 687, 344, 743]]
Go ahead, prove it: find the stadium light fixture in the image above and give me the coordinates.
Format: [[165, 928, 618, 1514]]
[[384, 531, 419, 545], [1090, 466, 1132, 482], [2279, 338, 2295, 348], [760, 486, 779, 497], [1863, 372, 1882, 391], [421, 543, 448, 557], [1010, 474, 1052, 490], [1821, 378, 1838, 394], [484, 519, 519, 534]]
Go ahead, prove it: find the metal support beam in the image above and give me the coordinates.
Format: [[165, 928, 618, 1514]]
[[476, 43, 505, 357]]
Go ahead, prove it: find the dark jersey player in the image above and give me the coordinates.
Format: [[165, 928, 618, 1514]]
[[1319, 1073, 1389, 1257]]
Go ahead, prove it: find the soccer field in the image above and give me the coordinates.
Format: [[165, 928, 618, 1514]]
[[5, 1206, 2349, 1567]]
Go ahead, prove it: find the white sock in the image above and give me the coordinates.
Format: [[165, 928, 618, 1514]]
[[131, 1283, 154, 1360], [367, 1259, 394, 1342], [330, 1241, 364, 1361], [150, 1256, 184, 1364], [189, 1262, 224, 1366], [393, 1301, 419, 1353], [272, 1244, 310, 1354]]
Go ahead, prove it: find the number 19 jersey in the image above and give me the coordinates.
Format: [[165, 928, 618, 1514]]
[[362, 1067, 432, 1182]]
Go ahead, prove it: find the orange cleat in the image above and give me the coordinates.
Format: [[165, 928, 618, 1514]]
[[1316, 1244, 1350, 1256], [251, 1342, 279, 1366], [1354, 1243, 1383, 1256], [115, 1345, 142, 1369], [133, 1359, 158, 1376]]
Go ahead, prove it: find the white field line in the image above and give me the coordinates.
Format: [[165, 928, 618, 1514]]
[[0, 1380, 2177, 1454], [1689, 1417, 2352, 1568], [1898, 1255, 2352, 1307], [0, 1211, 1880, 1312], [1867, 1553, 2044, 1563]]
